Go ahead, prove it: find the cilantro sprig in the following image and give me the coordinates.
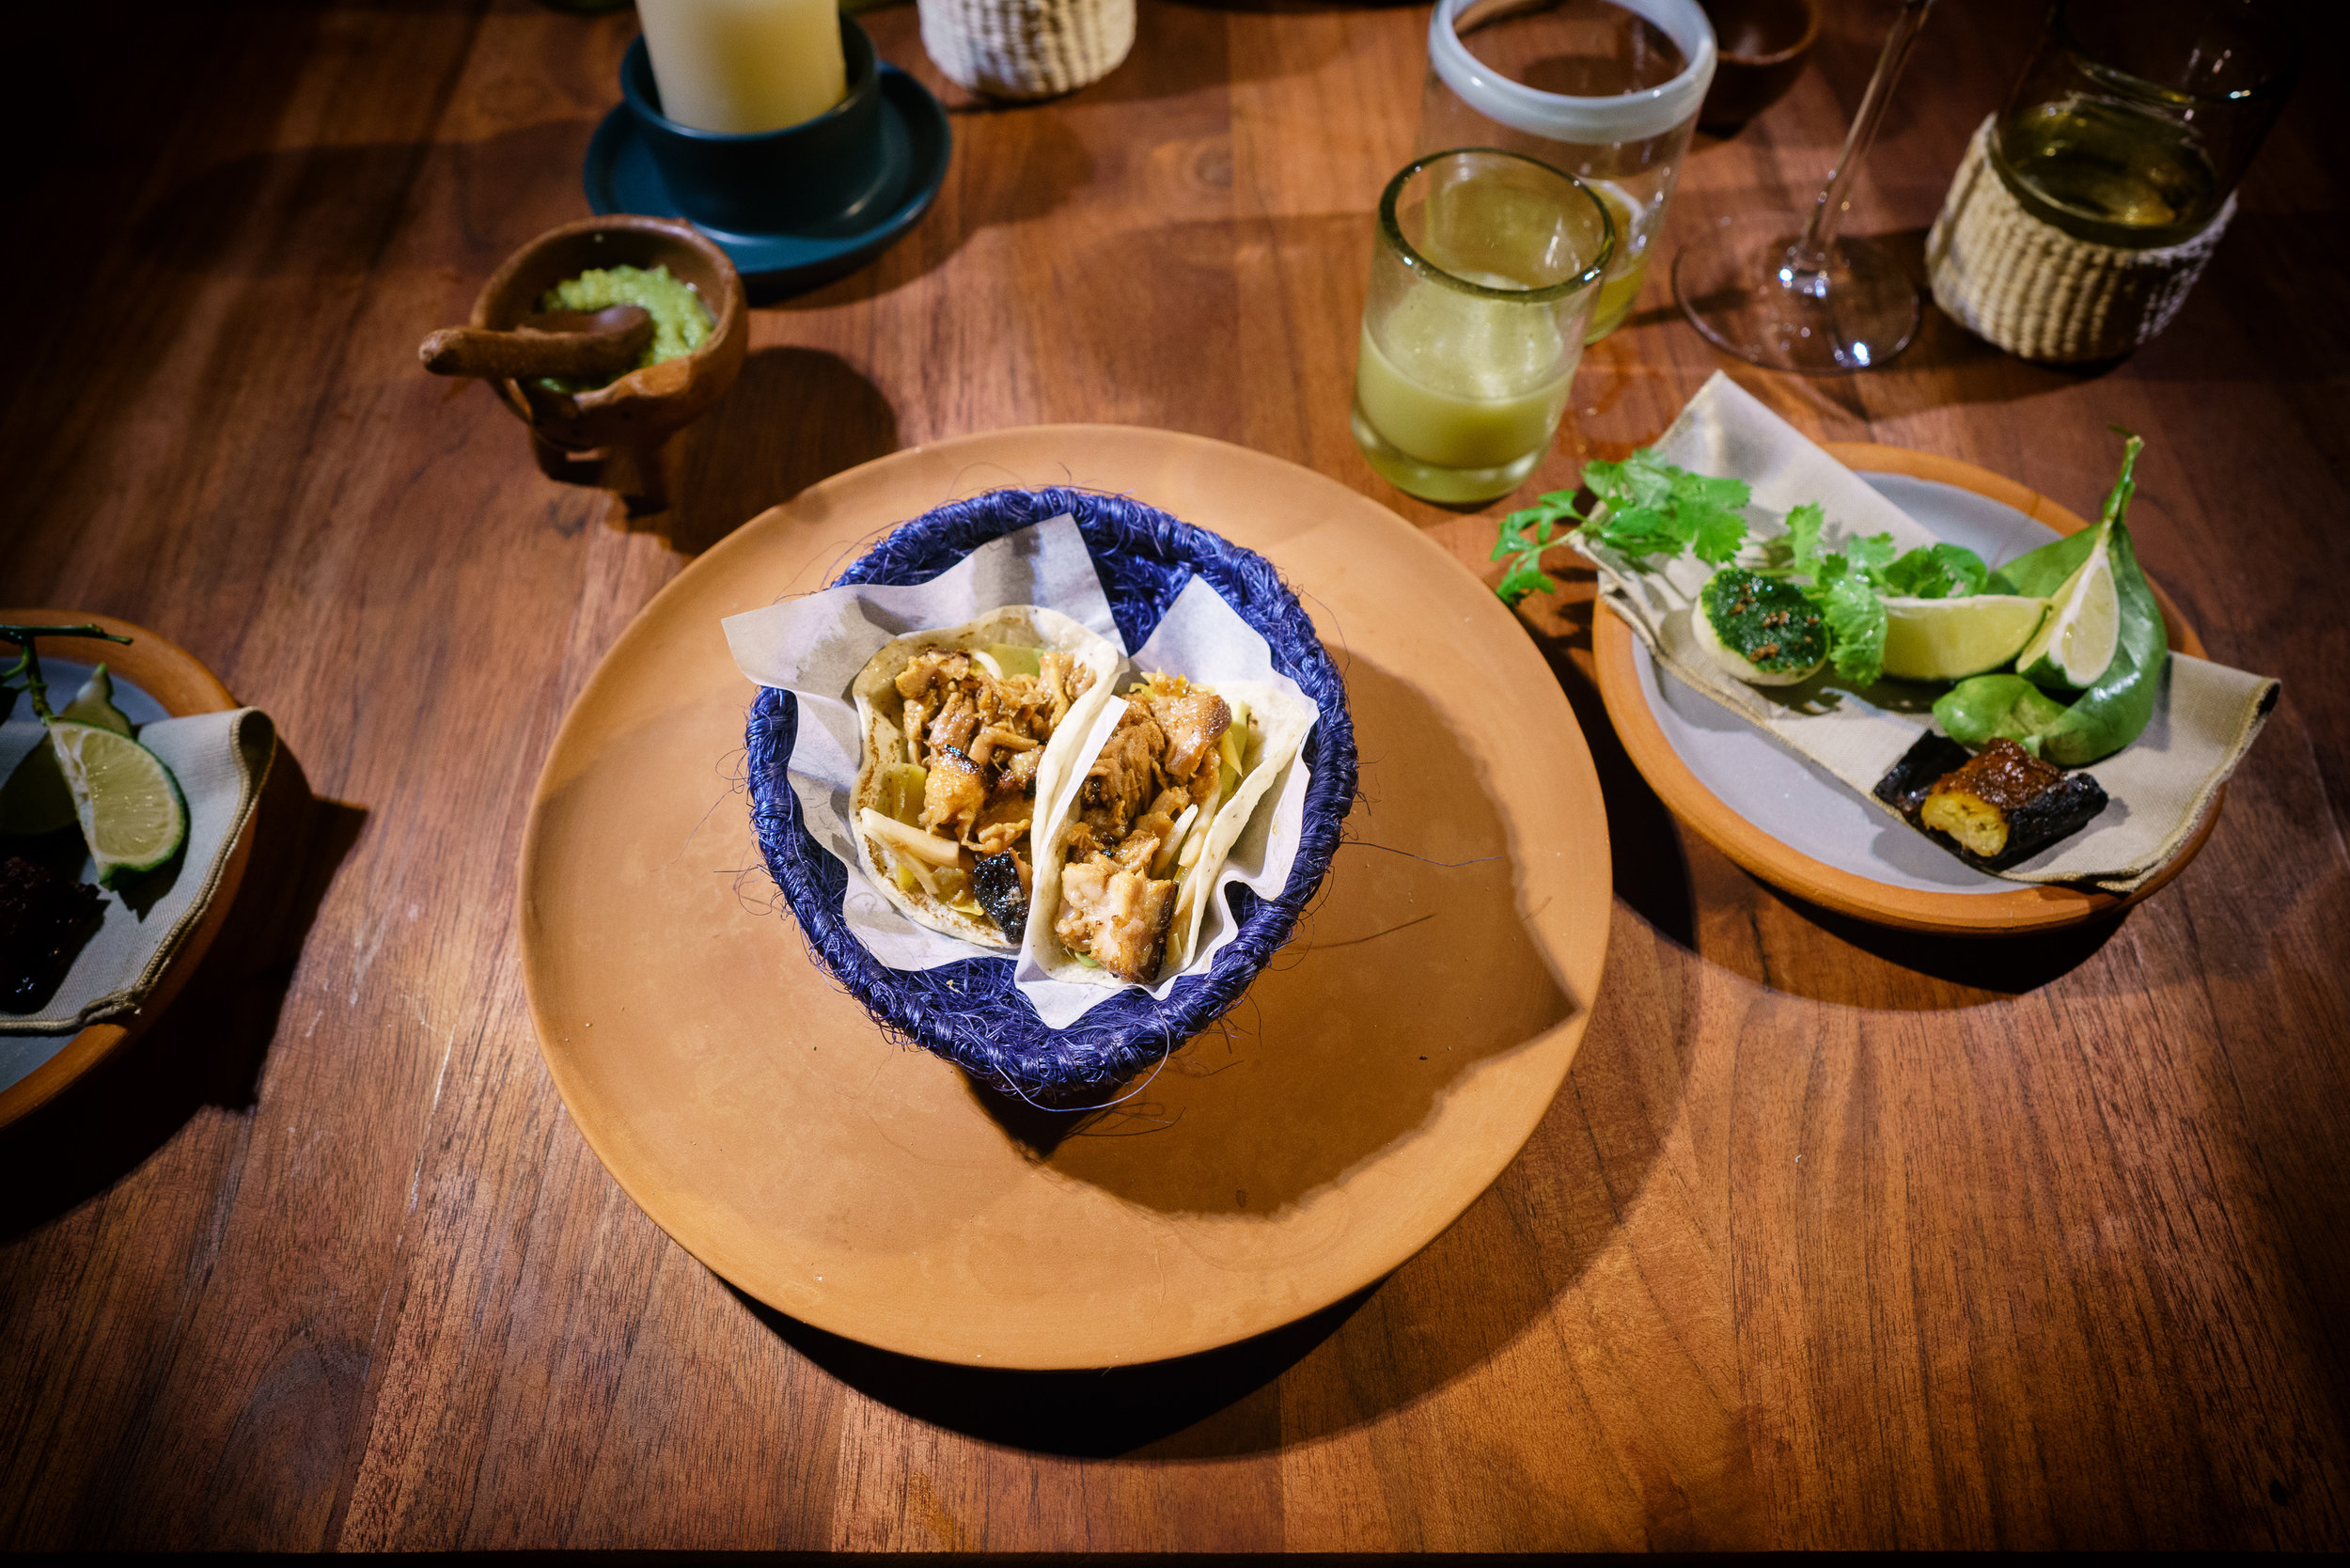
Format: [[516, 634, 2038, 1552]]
[[1491, 450, 1754, 605], [1493, 445, 1998, 690]]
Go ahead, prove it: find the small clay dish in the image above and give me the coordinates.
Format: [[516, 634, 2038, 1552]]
[[472, 213, 749, 506], [1698, 0, 1819, 131]]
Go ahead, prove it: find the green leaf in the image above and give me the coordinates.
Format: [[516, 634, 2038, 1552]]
[[1882, 542, 1991, 600], [2034, 510, 2166, 764], [1783, 503, 1827, 571], [1933, 432, 2164, 764], [1814, 572, 1888, 685], [1985, 527, 2097, 597], [1842, 531, 1899, 584], [1935, 674, 2071, 748]]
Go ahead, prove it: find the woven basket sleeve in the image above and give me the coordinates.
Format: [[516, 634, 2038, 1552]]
[[917, 0, 1136, 100]]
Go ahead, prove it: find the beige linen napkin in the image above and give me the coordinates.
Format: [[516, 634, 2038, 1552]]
[[1, 708, 275, 1043], [1578, 373, 2278, 893]]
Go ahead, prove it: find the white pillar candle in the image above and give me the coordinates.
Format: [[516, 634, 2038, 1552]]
[[637, 0, 849, 135]]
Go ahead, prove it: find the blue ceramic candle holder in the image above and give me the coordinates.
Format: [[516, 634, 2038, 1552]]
[[588, 16, 951, 292]]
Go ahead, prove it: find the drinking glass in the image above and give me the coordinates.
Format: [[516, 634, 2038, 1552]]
[[1418, 0, 1716, 342], [1671, 0, 1935, 373], [1988, 0, 2299, 248], [1352, 149, 1614, 505]]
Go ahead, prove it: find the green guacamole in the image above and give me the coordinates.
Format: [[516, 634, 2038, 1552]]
[[536, 264, 711, 391]]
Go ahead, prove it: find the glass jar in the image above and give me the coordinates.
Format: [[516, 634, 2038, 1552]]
[[1987, 0, 2300, 248], [1418, 0, 1716, 341]]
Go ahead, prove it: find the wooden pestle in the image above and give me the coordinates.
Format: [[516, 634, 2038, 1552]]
[[418, 305, 655, 383]]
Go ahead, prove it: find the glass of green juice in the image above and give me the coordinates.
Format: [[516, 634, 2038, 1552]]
[[1352, 149, 1614, 506]]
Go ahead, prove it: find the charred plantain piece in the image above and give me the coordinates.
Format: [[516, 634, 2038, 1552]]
[[970, 851, 1028, 943], [1, 854, 104, 1011], [1874, 735, 2107, 871], [1873, 733, 1975, 818]]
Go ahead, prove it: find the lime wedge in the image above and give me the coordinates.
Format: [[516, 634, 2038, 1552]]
[[1879, 594, 2049, 682], [47, 721, 187, 886], [1, 666, 135, 835], [2014, 535, 2120, 690], [59, 665, 134, 737], [0, 735, 77, 835]]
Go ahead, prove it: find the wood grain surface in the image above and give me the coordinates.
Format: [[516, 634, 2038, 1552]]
[[3, 0, 2346, 1549]]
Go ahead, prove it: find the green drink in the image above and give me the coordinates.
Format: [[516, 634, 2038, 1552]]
[[1352, 149, 1612, 505]]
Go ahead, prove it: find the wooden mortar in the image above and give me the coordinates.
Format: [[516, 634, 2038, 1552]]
[[470, 214, 748, 509]]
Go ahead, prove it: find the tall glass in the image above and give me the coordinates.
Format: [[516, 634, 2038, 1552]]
[[1988, 0, 2299, 248], [1418, 0, 1716, 342], [1352, 149, 1614, 505]]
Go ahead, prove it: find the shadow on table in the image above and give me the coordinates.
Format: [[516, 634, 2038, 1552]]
[[1758, 892, 2125, 1001], [983, 660, 1578, 1215], [744, 1282, 1373, 1457], [616, 346, 901, 555], [744, 962, 1687, 1460], [0, 746, 364, 1244], [733, 654, 1679, 1458], [1520, 573, 1698, 952]]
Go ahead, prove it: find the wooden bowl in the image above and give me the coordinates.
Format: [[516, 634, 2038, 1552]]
[[1697, 0, 1818, 131], [472, 214, 749, 506]]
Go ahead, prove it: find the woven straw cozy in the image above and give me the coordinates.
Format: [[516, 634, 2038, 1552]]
[[918, 0, 1135, 100], [1928, 116, 2234, 364]]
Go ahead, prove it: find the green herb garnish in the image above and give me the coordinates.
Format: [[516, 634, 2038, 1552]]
[[1491, 450, 1755, 605], [1494, 447, 2005, 688]]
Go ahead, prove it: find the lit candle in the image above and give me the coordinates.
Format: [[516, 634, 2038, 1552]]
[[636, 0, 849, 136]]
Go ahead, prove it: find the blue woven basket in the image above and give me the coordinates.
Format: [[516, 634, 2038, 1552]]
[[744, 487, 1358, 1105]]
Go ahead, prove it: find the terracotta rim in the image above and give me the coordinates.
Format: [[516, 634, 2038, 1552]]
[[1592, 442, 2221, 935], [517, 423, 1615, 1367], [0, 612, 254, 1128]]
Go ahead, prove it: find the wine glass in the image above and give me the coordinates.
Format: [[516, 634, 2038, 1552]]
[[1672, 0, 1935, 374]]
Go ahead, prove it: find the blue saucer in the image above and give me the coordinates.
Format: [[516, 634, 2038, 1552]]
[[585, 66, 949, 293]]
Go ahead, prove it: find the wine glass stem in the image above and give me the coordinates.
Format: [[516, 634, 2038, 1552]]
[[1791, 0, 1936, 272]]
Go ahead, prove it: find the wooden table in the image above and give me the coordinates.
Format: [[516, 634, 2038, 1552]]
[[4, 0, 2345, 1549]]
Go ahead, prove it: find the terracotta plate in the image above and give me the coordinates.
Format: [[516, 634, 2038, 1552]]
[[1593, 443, 2217, 935], [0, 612, 256, 1128], [520, 425, 1612, 1369]]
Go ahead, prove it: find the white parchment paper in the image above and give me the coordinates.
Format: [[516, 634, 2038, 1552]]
[[721, 519, 1315, 1025]]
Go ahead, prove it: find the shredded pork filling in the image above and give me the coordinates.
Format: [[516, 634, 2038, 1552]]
[[883, 647, 1092, 932], [1054, 674, 1232, 982]]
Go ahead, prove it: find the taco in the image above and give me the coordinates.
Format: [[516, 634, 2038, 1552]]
[[849, 606, 1121, 949], [1028, 669, 1315, 986]]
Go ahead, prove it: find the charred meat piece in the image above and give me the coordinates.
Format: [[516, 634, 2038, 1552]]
[[919, 746, 988, 840], [1142, 679, 1230, 784], [1078, 701, 1166, 839], [925, 687, 980, 758], [998, 745, 1042, 795], [1038, 651, 1093, 728], [1112, 788, 1190, 876], [1875, 734, 2107, 871], [1, 855, 103, 1011], [971, 791, 1033, 857], [1056, 855, 1179, 982], [971, 852, 1029, 944]]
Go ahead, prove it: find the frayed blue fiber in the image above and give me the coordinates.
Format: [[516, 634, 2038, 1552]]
[[744, 487, 1358, 1105]]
